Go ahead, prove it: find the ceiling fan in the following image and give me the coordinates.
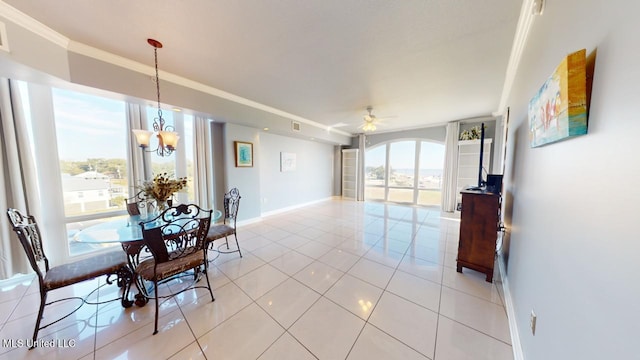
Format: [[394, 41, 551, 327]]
[[360, 106, 389, 132]]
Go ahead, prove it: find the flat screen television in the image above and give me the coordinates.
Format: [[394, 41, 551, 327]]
[[478, 122, 485, 188]]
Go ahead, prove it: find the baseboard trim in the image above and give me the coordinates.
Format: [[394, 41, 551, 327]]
[[260, 197, 332, 218], [498, 254, 524, 360]]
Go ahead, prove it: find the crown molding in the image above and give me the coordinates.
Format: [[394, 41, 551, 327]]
[[0, 1, 351, 138], [495, 0, 538, 116], [0, 2, 69, 48], [68, 40, 352, 137]]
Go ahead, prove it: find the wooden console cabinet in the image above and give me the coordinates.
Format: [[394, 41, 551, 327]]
[[456, 189, 500, 282]]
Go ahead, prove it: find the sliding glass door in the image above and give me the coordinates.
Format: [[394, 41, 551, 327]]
[[365, 140, 444, 207]]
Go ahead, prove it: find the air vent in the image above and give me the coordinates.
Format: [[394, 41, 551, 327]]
[[0, 22, 9, 52], [291, 121, 301, 132]]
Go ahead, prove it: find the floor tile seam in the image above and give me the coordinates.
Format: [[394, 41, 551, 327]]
[[342, 310, 370, 360], [0, 277, 31, 310], [392, 265, 444, 289], [0, 347, 21, 358], [432, 265, 446, 360], [175, 290, 208, 352], [364, 319, 435, 360], [92, 277, 109, 355], [289, 242, 337, 261], [171, 306, 204, 360], [240, 238, 275, 253], [360, 251, 403, 270], [344, 268, 392, 292], [283, 254, 366, 332], [440, 284, 507, 308], [268, 238, 311, 252], [249, 247, 294, 264], [381, 242, 444, 311], [310, 253, 355, 297], [313, 251, 361, 274], [321, 280, 383, 325], [0, 284, 31, 331], [254, 330, 311, 360], [280, 289, 327, 342], [382, 286, 442, 316], [230, 262, 290, 301], [253, 292, 302, 332], [92, 295, 180, 353], [35, 295, 101, 342], [436, 313, 513, 346], [217, 256, 268, 281], [312, 286, 370, 359], [262, 232, 296, 242], [354, 248, 442, 359], [192, 296, 254, 342]]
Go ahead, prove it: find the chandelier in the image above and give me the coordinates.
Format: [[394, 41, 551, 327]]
[[132, 38, 179, 157]]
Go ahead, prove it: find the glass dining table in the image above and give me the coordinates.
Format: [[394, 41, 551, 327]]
[[76, 210, 222, 307]]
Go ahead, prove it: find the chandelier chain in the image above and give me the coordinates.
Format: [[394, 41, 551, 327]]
[[153, 45, 164, 130]]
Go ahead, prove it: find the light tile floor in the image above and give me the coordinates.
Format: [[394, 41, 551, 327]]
[[0, 200, 513, 359]]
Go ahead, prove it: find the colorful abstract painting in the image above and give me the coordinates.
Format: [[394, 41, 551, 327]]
[[529, 49, 588, 147]]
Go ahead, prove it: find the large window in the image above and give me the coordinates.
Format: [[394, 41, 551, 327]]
[[10, 78, 211, 265], [46, 90, 200, 256], [388, 141, 416, 203], [182, 114, 196, 202], [365, 140, 444, 207], [54, 89, 129, 218], [364, 145, 386, 201], [52, 89, 130, 255], [417, 141, 444, 206]]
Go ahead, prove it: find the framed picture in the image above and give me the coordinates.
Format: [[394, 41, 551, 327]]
[[234, 141, 253, 167], [280, 152, 296, 172], [529, 49, 588, 147]]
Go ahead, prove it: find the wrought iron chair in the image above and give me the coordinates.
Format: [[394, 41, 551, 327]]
[[206, 187, 242, 258], [127, 191, 173, 217], [137, 203, 214, 335], [126, 190, 147, 216], [6, 208, 130, 348]]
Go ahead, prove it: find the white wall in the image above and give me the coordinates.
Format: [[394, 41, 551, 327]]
[[259, 133, 334, 213], [503, 1, 640, 358], [223, 124, 334, 220], [223, 123, 262, 221]]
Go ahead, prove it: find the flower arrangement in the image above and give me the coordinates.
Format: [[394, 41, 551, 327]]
[[140, 173, 187, 207], [459, 125, 485, 140]]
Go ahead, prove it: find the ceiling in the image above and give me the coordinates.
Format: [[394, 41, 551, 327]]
[[3, 0, 522, 135]]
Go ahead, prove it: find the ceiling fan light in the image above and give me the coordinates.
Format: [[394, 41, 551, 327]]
[[363, 122, 376, 132]]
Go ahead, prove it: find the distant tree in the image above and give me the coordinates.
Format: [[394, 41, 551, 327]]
[[366, 165, 386, 180], [59, 158, 128, 179]]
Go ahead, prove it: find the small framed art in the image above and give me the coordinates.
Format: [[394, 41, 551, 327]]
[[234, 141, 253, 167], [280, 152, 296, 172]]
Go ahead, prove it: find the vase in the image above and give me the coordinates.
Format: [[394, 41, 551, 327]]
[[156, 199, 168, 212]]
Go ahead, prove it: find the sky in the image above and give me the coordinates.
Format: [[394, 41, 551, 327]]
[[52, 88, 192, 164]]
